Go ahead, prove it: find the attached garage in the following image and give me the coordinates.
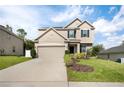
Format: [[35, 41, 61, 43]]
[[35, 28, 67, 61], [37, 44, 65, 60]]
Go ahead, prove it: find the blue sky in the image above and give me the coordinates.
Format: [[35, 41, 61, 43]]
[[0, 5, 124, 49]]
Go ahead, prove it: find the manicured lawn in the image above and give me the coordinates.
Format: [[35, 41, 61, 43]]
[[64, 54, 124, 82], [0, 56, 32, 70]]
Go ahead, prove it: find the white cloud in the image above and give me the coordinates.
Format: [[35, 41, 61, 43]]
[[94, 6, 124, 33], [93, 19, 117, 33], [0, 6, 42, 39], [93, 6, 124, 49], [101, 34, 124, 49], [51, 5, 81, 23], [108, 6, 116, 14], [82, 6, 94, 17], [51, 6, 94, 23]]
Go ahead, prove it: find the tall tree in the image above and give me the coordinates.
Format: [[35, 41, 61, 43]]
[[17, 29, 27, 39], [6, 25, 12, 32]]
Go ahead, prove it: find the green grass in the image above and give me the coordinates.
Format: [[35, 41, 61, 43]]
[[0, 56, 32, 70], [64, 54, 124, 82]]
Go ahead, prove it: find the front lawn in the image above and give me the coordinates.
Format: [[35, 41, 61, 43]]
[[0, 56, 32, 70], [65, 54, 124, 82]]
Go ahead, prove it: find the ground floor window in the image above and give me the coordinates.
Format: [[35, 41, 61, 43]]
[[81, 46, 86, 52], [12, 46, 16, 53], [80, 44, 86, 52]]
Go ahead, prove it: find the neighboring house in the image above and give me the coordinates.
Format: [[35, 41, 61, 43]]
[[98, 42, 124, 61], [0, 25, 24, 56], [35, 18, 95, 58]]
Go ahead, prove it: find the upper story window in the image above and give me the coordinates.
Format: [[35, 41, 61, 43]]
[[81, 30, 89, 37], [68, 30, 76, 38]]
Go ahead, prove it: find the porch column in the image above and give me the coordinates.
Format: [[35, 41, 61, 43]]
[[65, 43, 68, 50], [77, 43, 80, 53]]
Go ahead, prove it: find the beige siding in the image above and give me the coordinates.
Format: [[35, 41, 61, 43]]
[[78, 22, 94, 43], [0, 30, 24, 56], [57, 30, 67, 39], [79, 22, 93, 29], [37, 30, 46, 37], [75, 29, 93, 43], [66, 20, 82, 28], [38, 29, 65, 44]]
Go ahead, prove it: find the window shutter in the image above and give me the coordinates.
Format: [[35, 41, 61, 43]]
[[87, 30, 89, 37], [81, 30, 83, 37], [68, 30, 69, 38], [74, 30, 76, 38]]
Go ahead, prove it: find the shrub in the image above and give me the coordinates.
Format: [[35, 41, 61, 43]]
[[24, 39, 37, 58], [74, 53, 85, 59], [31, 48, 36, 58], [65, 50, 70, 54], [66, 56, 78, 67], [116, 58, 121, 63], [87, 49, 92, 57], [91, 44, 104, 56], [0, 49, 4, 56]]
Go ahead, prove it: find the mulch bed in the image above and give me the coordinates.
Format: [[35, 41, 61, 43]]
[[69, 64, 94, 72]]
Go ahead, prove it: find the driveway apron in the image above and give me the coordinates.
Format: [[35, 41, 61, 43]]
[[0, 58, 68, 86]]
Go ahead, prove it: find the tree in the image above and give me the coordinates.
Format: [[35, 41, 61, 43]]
[[17, 29, 27, 39], [6, 25, 12, 32], [89, 44, 104, 56]]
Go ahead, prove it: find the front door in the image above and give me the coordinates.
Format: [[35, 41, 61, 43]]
[[69, 46, 74, 53]]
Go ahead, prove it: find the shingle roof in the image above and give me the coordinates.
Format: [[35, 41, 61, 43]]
[[38, 18, 95, 31], [99, 45, 124, 54], [35, 28, 67, 40], [78, 21, 95, 30], [64, 18, 82, 28]]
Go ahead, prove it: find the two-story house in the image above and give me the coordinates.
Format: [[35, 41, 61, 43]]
[[35, 18, 95, 58], [0, 25, 24, 56]]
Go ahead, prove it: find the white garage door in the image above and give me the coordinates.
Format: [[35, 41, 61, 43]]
[[37, 46, 65, 61]]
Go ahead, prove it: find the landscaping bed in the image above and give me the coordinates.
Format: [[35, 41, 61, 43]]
[[65, 54, 124, 82], [0, 56, 32, 70], [70, 64, 94, 72]]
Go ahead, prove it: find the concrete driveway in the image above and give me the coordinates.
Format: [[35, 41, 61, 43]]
[[1, 58, 124, 87], [0, 58, 68, 87]]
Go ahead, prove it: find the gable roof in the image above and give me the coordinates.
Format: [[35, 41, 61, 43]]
[[38, 18, 95, 31], [0, 25, 23, 41], [64, 18, 82, 28], [78, 21, 95, 30], [99, 45, 124, 54], [35, 28, 67, 40]]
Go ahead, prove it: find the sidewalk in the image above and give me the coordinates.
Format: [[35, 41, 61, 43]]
[[0, 82, 124, 87], [69, 82, 124, 87]]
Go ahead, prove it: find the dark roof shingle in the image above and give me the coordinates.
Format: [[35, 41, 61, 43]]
[[99, 45, 124, 54]]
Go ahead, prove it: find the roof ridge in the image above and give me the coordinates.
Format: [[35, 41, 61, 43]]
[[35, 27, 67, 40], [64, 18, 82, 28]]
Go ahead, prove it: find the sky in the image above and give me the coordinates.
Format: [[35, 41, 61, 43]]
[[0, 5, 124, 49]]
